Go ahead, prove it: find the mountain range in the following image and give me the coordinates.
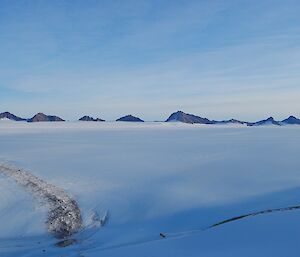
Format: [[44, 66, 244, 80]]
[[0, 111, 300, 126], [0, 112, 64, 122], [164, 111, 300, 126]]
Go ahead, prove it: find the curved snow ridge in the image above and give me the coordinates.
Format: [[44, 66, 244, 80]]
[[0, 163, 82, 239]]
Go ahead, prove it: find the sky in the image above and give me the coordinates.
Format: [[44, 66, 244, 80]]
[[0, 0, 300, 121]]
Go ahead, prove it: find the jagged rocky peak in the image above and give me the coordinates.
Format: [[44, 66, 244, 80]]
[[27, 113, 65, 122], [116, 115, 144, 122], [79, 116, 105, 122], [281, 116, 300, 125], [166, 111, 213, 124], [0, 111, 26, 121], [213, 119, 246, 125], [248, 117, 281, 126]]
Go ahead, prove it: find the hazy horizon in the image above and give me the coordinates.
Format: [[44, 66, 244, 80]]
[[1, 0, 300, 121]]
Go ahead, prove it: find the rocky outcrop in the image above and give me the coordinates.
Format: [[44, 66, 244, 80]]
[[116, 115, 144, 122], [79, 116, 105, 122], [27, 113, 65, 122], [212, 119, 247, 125], [0, 112, 26, 121]]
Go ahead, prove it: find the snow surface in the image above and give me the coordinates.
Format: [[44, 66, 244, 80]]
[[0, 122, 300, 256]]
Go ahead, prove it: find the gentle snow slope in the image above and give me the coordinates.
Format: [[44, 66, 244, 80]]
[[0, 122, 299, 256]]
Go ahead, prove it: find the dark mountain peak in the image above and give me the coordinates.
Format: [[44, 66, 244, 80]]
[[116, 115, 144, 122], [27, 113, 65, 122], [248, 117, 281, 126], [166, 111, 213, 124], [79, 116, 105, 122], [282, 115, 300, 125], [0, 111, 26, 121]]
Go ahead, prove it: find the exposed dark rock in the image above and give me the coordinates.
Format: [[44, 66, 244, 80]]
[[27, 113, 65, 122], [165, 111, 213, 124], [281, 116, 300, 125], [116, 115, 144, 122], [0, 111, 26, 121], [212, 119, 247, 125], [247, 117, 281, 126], [79, 115, 105, 122]]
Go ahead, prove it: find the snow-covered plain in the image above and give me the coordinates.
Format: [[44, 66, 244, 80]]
[[0, 121, 300, 256]]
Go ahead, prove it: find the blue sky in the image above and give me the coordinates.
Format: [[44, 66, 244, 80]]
[[1, 0, 300, 121]]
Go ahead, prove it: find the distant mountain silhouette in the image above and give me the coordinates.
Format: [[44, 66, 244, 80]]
[[247, 117, 281, 126], [27, 113, 65, 122], [212, 119, 247, 125], [116, 115, 144, 122], [165, 111, 299, 126], [0, 112, 26, 121], [1, 110, 299, 126], [166, 111, 213, 124], [79, 116, 105, 122], [281, 116, 300, 125]]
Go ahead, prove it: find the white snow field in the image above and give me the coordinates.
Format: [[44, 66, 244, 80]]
[[0, 121, 300, 257]]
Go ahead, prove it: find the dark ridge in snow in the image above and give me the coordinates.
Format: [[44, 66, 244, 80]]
[[0, 111, 26, 121], [281, 116, 300, 125], [212, 119, 247, 125], [27, 113, 65, 122], [165, 111, 213, 124], [247, 117, 281, 126], [209, 204, 300, 229], [79, 115, 105, 122], [116, 115, 144, 122], [0, 164, 82, 238]]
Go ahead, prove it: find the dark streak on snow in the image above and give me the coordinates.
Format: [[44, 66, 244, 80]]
[[208, 205, 300, 228], [0, 164, 83, 239]]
